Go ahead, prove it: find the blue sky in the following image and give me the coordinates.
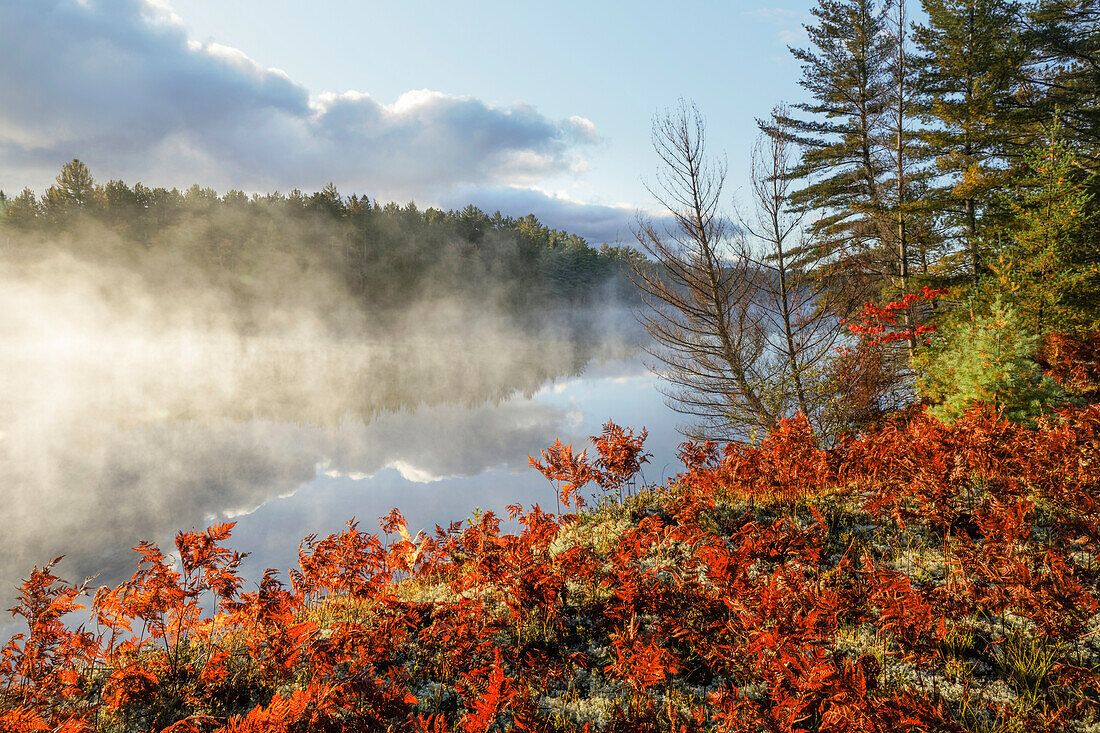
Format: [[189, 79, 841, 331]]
[[1, 0, 818, 243]]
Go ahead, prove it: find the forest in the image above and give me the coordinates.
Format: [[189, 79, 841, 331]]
[[0, 165, 642, 330], [2, 0, 1100, 730], [629, 0, 1099, 446]]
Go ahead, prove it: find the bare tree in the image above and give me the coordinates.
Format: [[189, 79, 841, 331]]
[[740, 107, 846, 441], [632, 102, 850, 444], [632, 101, 778, 443]]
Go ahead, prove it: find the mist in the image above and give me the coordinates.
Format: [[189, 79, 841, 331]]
[[0, 205, 644, 618]]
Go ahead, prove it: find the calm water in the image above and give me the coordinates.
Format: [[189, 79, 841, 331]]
[[1, 312, 683, 636], [226, 352, 685, 587]]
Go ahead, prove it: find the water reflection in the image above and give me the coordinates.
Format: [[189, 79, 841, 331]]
[[229, 355, 682, 586], [1, 314, 679, 623]]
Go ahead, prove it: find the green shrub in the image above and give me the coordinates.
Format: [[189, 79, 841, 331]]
[[914, 297, 1069, 425]]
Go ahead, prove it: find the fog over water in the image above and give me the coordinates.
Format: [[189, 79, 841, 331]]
[[0, 238, 680, 638]]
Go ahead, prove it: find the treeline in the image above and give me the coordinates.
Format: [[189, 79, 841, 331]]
[[0, 162, 643, 326], [770, 0, 1098, 293]]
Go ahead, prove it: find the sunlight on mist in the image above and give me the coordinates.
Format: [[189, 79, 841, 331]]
[[0, 231, 636, 600]]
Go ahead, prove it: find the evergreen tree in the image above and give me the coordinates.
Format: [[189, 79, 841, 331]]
[[1020, 0, 1100, 156], [222, 189, 250, 208], [914, 0, 1028, 279], [184, 184, 220, 212], [768, 0, 896, 286], [43, 159, 96, 216], [2, 188, 39, 228], [457, 204, 491, 243], [308, 182, 347, 218], [995, 123, 1100, 335], [880, 0, 941, 353], [99, 179, 141, 228], [913, 296, 1068, 423]]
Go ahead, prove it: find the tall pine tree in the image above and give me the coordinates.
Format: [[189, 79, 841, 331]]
[[768, 0, 896, 285], [43, 158, 97, 215], [1020, 0, 1100, 157], [914, 0, 1028, 279], [880, 0, 939, 354]]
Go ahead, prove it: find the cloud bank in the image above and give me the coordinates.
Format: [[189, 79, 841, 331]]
[[442, 186, 643, 246], [0, 0, 635, 239]]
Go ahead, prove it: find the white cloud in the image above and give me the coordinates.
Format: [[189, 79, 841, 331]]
[[566, 115, 600, 144], [442, 185, 648, 245], [0, 0, 598, 199]]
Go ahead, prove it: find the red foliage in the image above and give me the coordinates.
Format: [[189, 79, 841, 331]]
[[3, 405, 1100, 731], [842, 286, 947, 346], [0, 558, 97, 726], [591, 422, 652, 497], [530, 439, 596, 510], [1041, 330, 1100, 401], [530, 420, 652, 510]]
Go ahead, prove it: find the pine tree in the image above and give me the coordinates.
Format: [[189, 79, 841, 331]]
[[308, 182, 347, 218], [767, 0, 896, 291], [43, 159, 97, 215], [880, 0, 942, 355], [914, 0, 1028, 279], [995, 123, 1100, 335], [913, 296, 1068, 423], [1, 188, 40, 228], [1020, 0, 1100, 157]]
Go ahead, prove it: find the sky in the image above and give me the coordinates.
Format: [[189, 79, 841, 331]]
[[0, 0, 817, 244]]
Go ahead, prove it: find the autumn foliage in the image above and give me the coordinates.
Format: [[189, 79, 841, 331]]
[[4, 412, 1100, 731], [842, 287, 948, 346], [1041, 330, 1100, 402]]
